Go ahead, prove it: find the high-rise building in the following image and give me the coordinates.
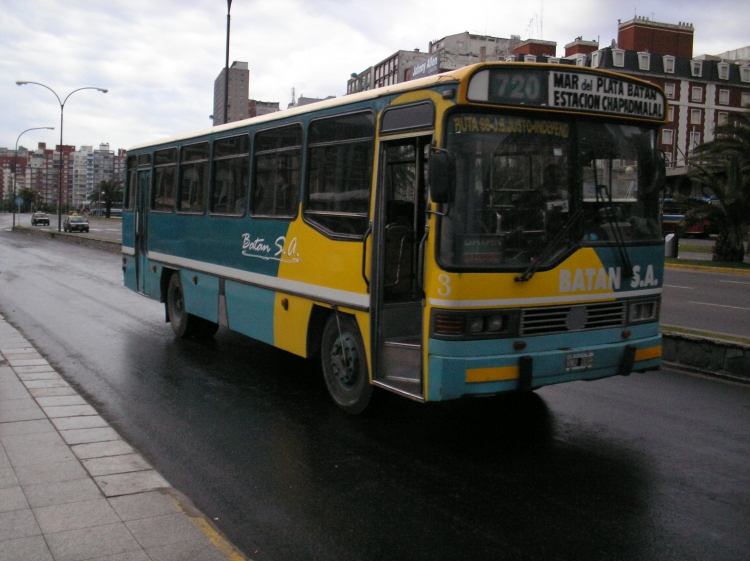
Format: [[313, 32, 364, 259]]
[[213, 61, 250, 126]]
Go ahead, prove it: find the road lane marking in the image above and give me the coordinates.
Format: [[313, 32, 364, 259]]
[[664, 285, 694, 289], [689, 301, 750, 311], [719, 280, 750, 285]]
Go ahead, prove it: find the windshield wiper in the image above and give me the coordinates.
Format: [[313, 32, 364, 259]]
[[515, 209, 583, 282], [595, 184, 634, 279]]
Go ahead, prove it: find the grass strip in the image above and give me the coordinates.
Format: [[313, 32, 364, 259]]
[[661, 324, 750, 346]]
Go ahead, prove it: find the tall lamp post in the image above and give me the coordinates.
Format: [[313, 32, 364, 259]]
[[12, 126, 55, 228], [223, 0, 233, 125], [16, 82, 108, 232]]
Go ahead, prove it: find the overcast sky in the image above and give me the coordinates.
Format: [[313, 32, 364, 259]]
[[1, 0, 746, 152]]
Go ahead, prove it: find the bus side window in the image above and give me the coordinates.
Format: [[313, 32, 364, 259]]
[[251, 125, 302, 218], [178, 142, 210, 214], [152, 148, 178, 212], [305, 112, 375, 236], [125, 156, 137, 210], [210, 135, 250, 215]]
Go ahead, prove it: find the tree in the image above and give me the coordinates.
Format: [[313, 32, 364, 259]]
[[18, 187, 37, 213], [88, 179, 123, 218], [684, 109, 750, 262]]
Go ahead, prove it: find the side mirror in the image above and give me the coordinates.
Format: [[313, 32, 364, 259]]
[[429, 151, 456, 204]]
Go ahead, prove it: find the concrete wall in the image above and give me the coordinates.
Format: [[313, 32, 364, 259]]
[[662, 332, 750, 383]]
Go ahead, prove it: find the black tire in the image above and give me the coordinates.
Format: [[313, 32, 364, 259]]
[[167, 273, 195, 338], [321, 314, 373, 414]]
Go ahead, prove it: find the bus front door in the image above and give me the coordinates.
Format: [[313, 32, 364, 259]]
[[135, 169, 150, 295], [370, 136, 431, 399]]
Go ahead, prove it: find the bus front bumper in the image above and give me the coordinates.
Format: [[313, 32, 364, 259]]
[[426, 333, 662, 401]]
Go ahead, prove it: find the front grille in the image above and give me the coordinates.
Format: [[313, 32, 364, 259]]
[[520, 301, 626, 336]]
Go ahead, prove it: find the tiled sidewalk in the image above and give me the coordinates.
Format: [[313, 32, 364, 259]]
[[0, 314, 246, 561]]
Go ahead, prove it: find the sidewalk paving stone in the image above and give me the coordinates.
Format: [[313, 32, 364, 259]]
[[0, 508, 41, 541], [36, 395, 86, 407], [41, 404, 98, 417], [60, 426, 120, 445], [145, 539, 229, 561], [95, 470, 170, 497], [108, 490, 179, 521], [52, 415, 109, 431], [82, 453, 151, 477], [72, 440, 135, 460], [44, 521, 143, 561], [33, 498, 121, 534], [0, 467, 19, 489], [23, 477, 103, 508], [0, 486, 29, 513], [12, 365, 57, 374], [0, 419, 55, 438], [22, 379, 70, 389], [0, 535, 53, 561], [29, 386, 78, 398], [15, 371, 62, 381], [126, 512, 206, 548], [15, 459, 89, 486]]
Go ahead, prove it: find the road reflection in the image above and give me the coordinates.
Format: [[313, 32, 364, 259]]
[[119, 328, 651, 561]]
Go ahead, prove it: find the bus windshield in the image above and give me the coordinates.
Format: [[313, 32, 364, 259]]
[[438, 114, 662, 270]]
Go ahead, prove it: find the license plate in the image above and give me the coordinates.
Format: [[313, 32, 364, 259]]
[[566, 352, 594, 371]]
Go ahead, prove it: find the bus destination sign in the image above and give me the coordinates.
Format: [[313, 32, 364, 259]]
[[467, 68, 666, 122], [548, 71, 665, 120]]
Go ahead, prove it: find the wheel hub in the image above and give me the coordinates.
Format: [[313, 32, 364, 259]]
[[330, 334, 358, 388]]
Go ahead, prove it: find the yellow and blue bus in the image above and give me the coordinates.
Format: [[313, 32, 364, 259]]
[[122, 62, 666, 413]]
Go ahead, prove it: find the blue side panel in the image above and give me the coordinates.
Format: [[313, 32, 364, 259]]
[[224, 280, 276, 345], [179, 270, 219, 323], [123, 255, 137, 292], [122, 212, 134, 249]]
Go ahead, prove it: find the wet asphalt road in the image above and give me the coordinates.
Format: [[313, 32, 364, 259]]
[[1, 218, 749, 561]]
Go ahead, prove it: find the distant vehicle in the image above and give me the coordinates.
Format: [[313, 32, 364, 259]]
[[63, 215, 90, 233], [661, 197, 713, 238], [31, 212, 50, 226]]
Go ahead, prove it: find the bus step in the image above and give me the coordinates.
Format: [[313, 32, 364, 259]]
[[382, 339, 421, 383]]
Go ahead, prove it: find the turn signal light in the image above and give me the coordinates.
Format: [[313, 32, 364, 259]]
[[435, 314, 466, 335]]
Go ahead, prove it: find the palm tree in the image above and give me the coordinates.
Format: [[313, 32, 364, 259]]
[[683, 109, 750, 261], [88, 179, 123, 219]]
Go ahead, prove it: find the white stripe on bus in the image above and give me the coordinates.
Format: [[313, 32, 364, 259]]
[[429, 287, 662, 308], [147, 251, 370, 311]]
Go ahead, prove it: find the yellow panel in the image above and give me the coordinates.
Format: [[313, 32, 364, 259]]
[[273, 294, 313, 357], [635, 345, 662, 361], [424, 247, 615, 307], [466, 365, 519, 383], [276, 206, 369, 299]]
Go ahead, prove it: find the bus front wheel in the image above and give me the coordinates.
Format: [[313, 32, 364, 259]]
[[321, 314, 373, 414]]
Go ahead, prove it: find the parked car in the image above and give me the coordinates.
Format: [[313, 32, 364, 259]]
[[31, 212, 50, 226], [63, 215, 90, 233]]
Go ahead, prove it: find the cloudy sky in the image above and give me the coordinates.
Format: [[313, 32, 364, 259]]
[[1, 0, 746, 152]]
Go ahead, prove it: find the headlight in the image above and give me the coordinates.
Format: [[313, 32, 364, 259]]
[[432, 310, 517, 339], [628, 299, 659, 323]]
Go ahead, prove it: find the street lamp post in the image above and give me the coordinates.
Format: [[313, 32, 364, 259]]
[[16, 82, 108, 232], [223, 0, 233, 125], [12, 126, 55, 228]]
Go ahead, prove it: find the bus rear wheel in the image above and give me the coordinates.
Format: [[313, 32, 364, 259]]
[[321, 314, 373, 414], [167, 273, 194, 338]]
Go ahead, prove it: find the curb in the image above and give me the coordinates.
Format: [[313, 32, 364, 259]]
[[11, 225, 121, 253], [661, 332, 750, 385], [665, 261, 750, 275]]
